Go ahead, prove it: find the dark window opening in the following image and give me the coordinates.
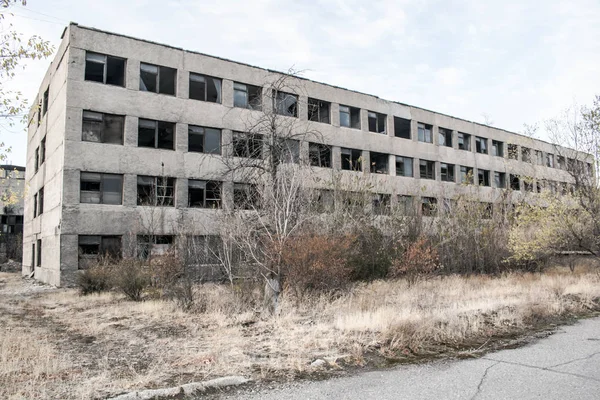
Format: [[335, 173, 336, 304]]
[[396, 156, 413, 177], [492, 140, 504, 157], [419, 160, 435, 180], [340, 105, 361, 129], [524, 179, 534, 192], [507, 144, 518, 160], [137, 176, 175, 206], [368, 111, 386, 134], [440, 163, 455, 182], [140, 62, 176, 95], [137, 235, 174, 260], [278, 139, 300, 164], [370, 152, 389, 174], [189, 73, 221, 103], [475, 136, 488, 154], [138, 119, 175, 150], [421, 197, 437, 216], [341, 148, 362, 171], [460, 166, 474, 184], [82, 111, 124, 144], [521, 147, 531, 163], [188, 125, 221, 154], [33, 193, 38, 218], [546, 153, 554, 168], [535, 150, 544, 165], [397, 195, 414, 215], [38, 187, 44, 215], [234, 183, 259, 210], [78, 235, 122, 269], [34, 147, 39, 173], [478, 169, 490, 186], [510, 174, 520, 191], [418, 123, 432, 143], [372, 193, 391, 215], [494, 172, 506, 188], [42, 87, 49, 116], [233, 132, 263, 159], [233, 82, 262, 110], [80, 172, 123, 205], [394, 116, 411, 139], [308, 98, 330, 124], [309, 143, 332, 168], [40, 136, 46, 164], [458, 132, 471, 151], [188, 180, 221, 209], [439, 128, 452, 147], [85, 52, 125, 86], [36, 239, 42, 267], [273, 90, 298, 117]]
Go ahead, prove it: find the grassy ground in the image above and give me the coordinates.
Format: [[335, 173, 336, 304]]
[[1, 266, 600, 399]]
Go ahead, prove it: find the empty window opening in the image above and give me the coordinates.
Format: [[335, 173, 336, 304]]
[[521, 147, 531, 163], [546, 153, 554, 168], [80, 172, 123, 205], [188, 125, 221, 154], [339, 105, 361, 129], [308, 98, 330, 124], [510, 174, 520, 191], [42, 87, 49, 116], [40, 136, 46, 164], [394, 116, 411, 139], [233, 82, 262, 110], [439, 128, 452, 147], [397, 195, 414, 215], [234, 183, 260, 210], [507, 144, 518, 160], [341, 148, 362, 171], [137, 235, 173, 260], [78, 235, 121, 269], [84, 52, 125, 86], [419, 160, 435, 180], [494, 172, 506, 188], [189, 73, 221, 103], [33, 193, 38, 218], [137, 176, 175, 206], [36, 239, 42, 267], [418, 123, 433, 143], [478, 169, 490, 186], [34, 147, 39, 173], [37, 187, 44, 215], [370, 152, 389, 174], [460, 166, 474, 184], [138, 119, 175, 150], [523, 178, 534, 192], [492, 140, 504, 157], [535, 150, 544, 165], [82, 111, 124, 144], [557, 156, 565, 170], [309, 143, 332, 168], [421, 197, 437, 216], [440, 163, 455, 182], [139, 62, 176, 95], [313, 189, 335, 213], [188, 180, 221, 208], [475, 136, 488, 154], [458, 132, 471, 151], [273, 90, 298, 117], [233, 132, 263, 159], [396, 156, 413, 177], [372, 193, 391, 215], [368, 111, 386, 134]]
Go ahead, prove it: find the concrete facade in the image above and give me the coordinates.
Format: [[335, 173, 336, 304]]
[[23, 23, 590, 286]]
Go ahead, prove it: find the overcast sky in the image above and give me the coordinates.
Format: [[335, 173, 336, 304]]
[[3, 0, 600, 166]]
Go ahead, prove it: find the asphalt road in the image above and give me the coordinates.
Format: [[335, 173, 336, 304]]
[[223, 317, 600, 400]]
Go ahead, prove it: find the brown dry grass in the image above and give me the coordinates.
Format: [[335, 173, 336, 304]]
[[1, 265, 599, 399]]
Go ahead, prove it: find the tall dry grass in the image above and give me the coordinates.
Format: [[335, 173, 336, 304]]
[[1, 267, 599, 399]]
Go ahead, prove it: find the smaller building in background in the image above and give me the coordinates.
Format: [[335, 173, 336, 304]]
[[0, 165, 25, 262]]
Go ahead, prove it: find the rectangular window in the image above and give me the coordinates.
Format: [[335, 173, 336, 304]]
[[137, 235, 173, 260], [521, 147, 531, 163], [188, 180, 222, 209], [438, 128, 452, 147], [42, 87, 49, 116], [395, 156, 413, 177], [139, 62, 176, 95], [233, 82, 262, 110], [546, 153, 554, 168], [31, 243, 35, 270], [38, 187, 44, 215], [138, 119, 175, 150], [419, 160, 435, 180], [478, 169, 490, 186], [33, 193, 37, 218], [278, 139, 300, 164], [82, 111, 124, 144], [557, 156, 565, 170], [421, 197, 437, 217], [309, 143, 332, 168], [189, 73, 221, 103], [78, 235, 122, 269], [418, 123, 433, 143], [233, 132, 263, 159], [339, 105, 361, 129], [34, 147, 39, 173], [494, 172, 506, 188], [397, 195, 414, 215], [273, 90, 298, 117], [507, 144, 518, 160], [341, 148, 362, 171], [137, 176, 175, 206], [370, 152, 389, 174], [492, 140, 504, 157], [368, 111, 386, 134], [458, 132, 471, 151], [84, 52, 125, 86], [394, 116, 411, 139], [475, 136, 488, 154], [40, 136, 46, 164], [80, 172, 123, 205], [36, 239, 42, 267], [188, 125, 221, 154], [185, 235, 222, 271], [524, 179, 534, 192], [460, 166, 474, 184], [233, 183, 259, 210], [372, 193, 391, 215], [510, 174, 520, 191], [313, 189, 335, 213], [535, 150, 544, 165], [440, 163, 455, 182], [308, 98, 330, 124]]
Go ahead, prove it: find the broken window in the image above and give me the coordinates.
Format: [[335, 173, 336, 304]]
[[40, 136, 46, 164], [395, 156, 413, 177], [394, 116, 411, 139], [521, 147, 531, 163], [138, 119, 175, 150], [33, 193, 37, 218], [84, 52, 125, 86], [82, 111, 124, 144], [137, 176, 175, 206], [418, 123, 433, 143], [368, 111, 386, 134], [546, 153, 554, 168], [440, 163, 455, 182], [510, 174, 520, 191], [36, 239, 42, 267], [492, 140, 503, 157], [523, 178, 534, 192], [475, 136, 488, 154], [341, 148, 362, 171], [139, 62, 176, 95], [233, 132, 263, 159], [494, 172, 506, 188], [372, 193, 391, 215], [535, 150, 544, 165], [458, 132, 471, 151], [188, 180, 221, 209], [189, 73, 221, 103], [42, 87, 49, 116], [339, 105, 361, 129], [233, 183, 259, 210], [278, 139, 300, 164], [233, 82, 262, 110], [313, 189, 335, 213], [370, 152, 389, 174], [397, 195, 414, 215], [273, 90, 298, 117], [421, 197, 437, 217], [309, 143, 332, 168], [80, 172, 123, 205], [78, 235, 122, 269], [34, 147, 39, 173], [308, 98, 330, 124], [438, 128, 452, 147], [340, 191, 366, 213], [478, 169, 490, 186], [137, 235, 173, 260], [557, 156, 565, 170], [419, 160, 435, 180], [38, 187, 44, 215], [460, 166, 474, 184], [507, 144, 518, 160], [188, 125, 221, 154]]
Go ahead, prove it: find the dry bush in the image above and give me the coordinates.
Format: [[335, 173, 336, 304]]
[[281, 234, 354, 296], [111, 259, 150, 301], [76, 264, 113, 295], [390, 236, 441, 285], [347, 226, 394, 281]]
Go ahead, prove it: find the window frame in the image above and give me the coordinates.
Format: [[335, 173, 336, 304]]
[[233, 82, 262, 110], [309, 142, 332, 168], [370, 152, 389, 174], [273, 90, 298, 117], [137, 175, 175, 206], [440, 163, 455, 182], [188, 125, 222, 155], [82, 110, 125, 145], [233, 132, 263, 159], [341, 148, 362, 171], [307, 98, 331, 124], [395, 156, 413, 177], [368, 111, 386, 134], [137, 118, 175, 150], [458, 132, 471, 151], [139, 62, 177, 95], [188, 179, 222, 209], [189, 72, 222, 103], [84, 51, 126, 87], [418, 123, 433, 143], [80, 172, 123, 205], [419, 159, 435, 180], [339, 105, 361, 129], [438, 127, 452, 147], [475, 136, 488, 154], [492, 140, 504, 157]]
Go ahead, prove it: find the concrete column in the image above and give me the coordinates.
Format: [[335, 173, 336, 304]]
[[127, 59, 140, 92], [222, 181, 234, 211], [332, 146, 342, 171], [432, 125, 439, 146], [124, 116, 138, 147], [414, 158, 420, 179], [435, 161, 441, 181], [452, 130, 458, 150], [389, 154, 396, 176], [331, 103, 340, 127], [360, 109, 368, 132], [123, 173, 138, 207], [299, 140, 310, 166], [222, 79, 234, 108], [62, 169, 79, 205], [298, 95, 308, 121], [176, 178, 187, 209], [362, 150, 370, 175], [221, 129, 233, 158], [176, 123, 187, 152], [387, 114, 394, 137], [411, 120, 419, 142]]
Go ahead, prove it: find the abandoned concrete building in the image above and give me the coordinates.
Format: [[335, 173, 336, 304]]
[[23, 23, 591, 286]]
